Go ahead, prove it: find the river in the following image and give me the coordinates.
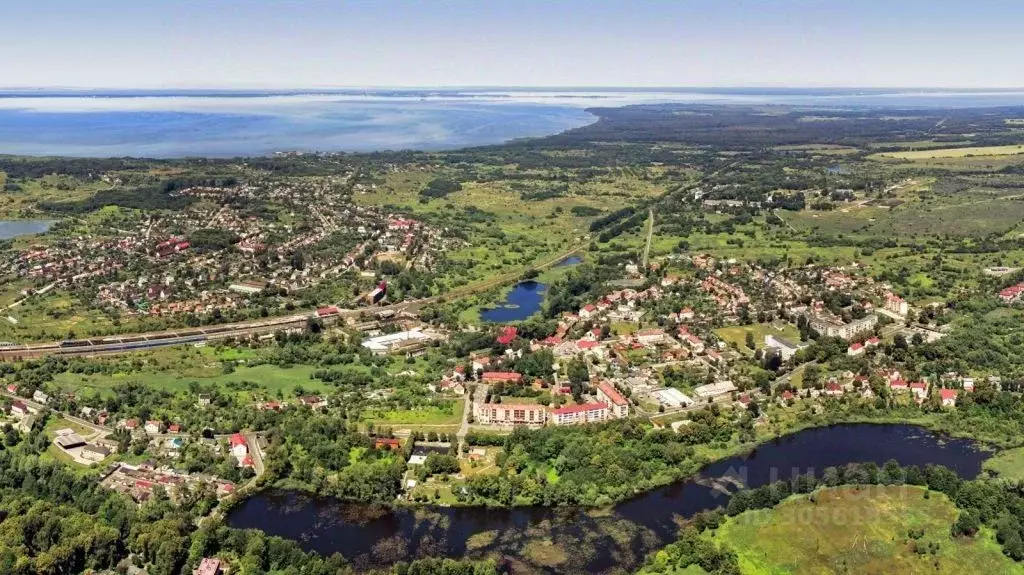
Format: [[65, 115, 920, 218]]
[[226, 424, 990, 573]]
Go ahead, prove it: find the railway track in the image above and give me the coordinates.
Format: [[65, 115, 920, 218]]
[[0, 245, 585, 359]]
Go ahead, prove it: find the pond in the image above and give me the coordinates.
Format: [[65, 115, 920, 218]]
[[554, 255, 582, 267], [0, 219, 55, 240], [226, 424, 991, 573], [479, 281, 546, 323]]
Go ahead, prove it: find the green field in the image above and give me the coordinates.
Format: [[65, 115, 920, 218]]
[[710, 485, 1022, 575], [715, 322, 801, 353], [983, 447, 1024, 482], [51, 362, 328, 399], [363, 399, 464, 426], [874, 144, 1024, 159]]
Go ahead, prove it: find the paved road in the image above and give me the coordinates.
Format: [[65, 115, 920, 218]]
[[456, 383, 487, 458]]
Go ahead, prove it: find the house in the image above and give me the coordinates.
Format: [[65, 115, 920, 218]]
[[198, 394, 211, 407], [81, 444, 111, 462], [824, 382, 844, 396], [579, 304, 597, 320], [636, 328, 667, 346], [890, 379, 909, 392], [962, 377, 975, 392], [193, 558, 222, 575], [680, 307, 695, 320], [910, 381, 928, 400], [471, 356, 491, 373], [595, 382, 630, 418], [473, 402, 547, 426], [764, 335, 806, 361], [121, 418, 139, 431], [32, 390, 50, 404], [168, 424, 181, 434], [299, 395, 325, 409], [315, 305, 340, 318], [481, 372, 523, 384], [847, 342, 864, 356], [551, 402, 609, 426], [145, 420, 162, 435], [4, 384, 16, 394], [375, 438, 401, 450], [496, 326, 518, 346], [865, 336, 881, 348], [9, 400, 28, 417], [229, 433, 249, 460], [684, 334, 705, 354], [940, 388, 958, 407]]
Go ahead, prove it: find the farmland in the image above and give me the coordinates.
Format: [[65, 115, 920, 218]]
[[874, 144, 1024, 160]]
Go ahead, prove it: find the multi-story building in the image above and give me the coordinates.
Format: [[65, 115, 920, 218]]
[[595, 382, 630, 418], [473, 402, 547, 426], [551, 402, 609, 426], [808, 314, 878, 341]]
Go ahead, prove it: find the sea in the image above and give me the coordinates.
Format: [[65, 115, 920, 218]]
[[1, 88, 1024, 158]]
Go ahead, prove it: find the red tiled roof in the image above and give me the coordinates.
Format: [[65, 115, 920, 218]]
[[552, 402, 607, 415], [230, 433, 247, 447], [597, 382, 627, 406], [482, 372, 522, 382]]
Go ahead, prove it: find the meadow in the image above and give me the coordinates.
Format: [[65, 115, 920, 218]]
[[710, 485, 1023, 575], [874, 144, 1024, 160]]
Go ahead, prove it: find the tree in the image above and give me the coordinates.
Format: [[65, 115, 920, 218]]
[[745, 332, 756, 350]]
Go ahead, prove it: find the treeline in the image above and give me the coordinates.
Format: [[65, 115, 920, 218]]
[[419, 177, 462, 199], [459, 415, 733, 506]]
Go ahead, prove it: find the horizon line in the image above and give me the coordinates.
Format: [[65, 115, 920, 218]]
[[2, 85, 1024, 92]]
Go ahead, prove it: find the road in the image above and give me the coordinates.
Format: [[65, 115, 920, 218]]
[[642, 207, 654, 268], [456, 383, 487, 458], [0, 243, 586, 360]]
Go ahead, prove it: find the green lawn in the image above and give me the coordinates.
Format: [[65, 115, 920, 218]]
[[363, 399, 464, 426], [710, 485, 1023, 575], [52, 363, 329, 399], [983, 447, 1024, 482], [715, 322, 801, 353]]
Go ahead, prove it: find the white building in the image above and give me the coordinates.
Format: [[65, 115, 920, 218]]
[[694, 380, 737, 399], [764, 334, 807, 361], [652, 387, 694, 408], [361, 329, 433, 355], [551, 402, 608, 425]]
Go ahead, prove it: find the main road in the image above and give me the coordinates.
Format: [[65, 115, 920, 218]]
[[0, 244, 585, 360]]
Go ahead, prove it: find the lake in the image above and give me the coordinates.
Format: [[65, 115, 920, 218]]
[[0, 219, 54, 239], [480, 281, 546, 323], [226, 423, 991, 573]]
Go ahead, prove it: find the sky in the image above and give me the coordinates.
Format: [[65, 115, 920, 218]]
[[3, 0, 1023, 89]]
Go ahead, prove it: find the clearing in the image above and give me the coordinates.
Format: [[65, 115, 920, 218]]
[[710, 485, 1022, 575]]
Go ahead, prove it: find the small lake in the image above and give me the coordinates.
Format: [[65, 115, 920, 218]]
[[226, 424, 991, 573], [480, 281, 546, 323], [554, 255, 582, 267], [0, 219, 55, 240]]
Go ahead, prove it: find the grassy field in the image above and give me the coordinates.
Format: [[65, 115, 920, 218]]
[[710, 485, 1022, 575], [874, 144, 1024, 160], [51, 362, 329, 399], [715, 322, 801, 353], [983, 447, 1024, 482], [362, 399, 464, 426]]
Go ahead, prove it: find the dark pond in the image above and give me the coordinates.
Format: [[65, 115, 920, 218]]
[[0, 219, 54, 240], [479, 281, 546, 323], [554, 255, 582, 267], [227, 424, 991, 573]]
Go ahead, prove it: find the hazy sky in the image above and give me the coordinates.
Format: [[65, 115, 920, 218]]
[[3, 0, 1023, 88]]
